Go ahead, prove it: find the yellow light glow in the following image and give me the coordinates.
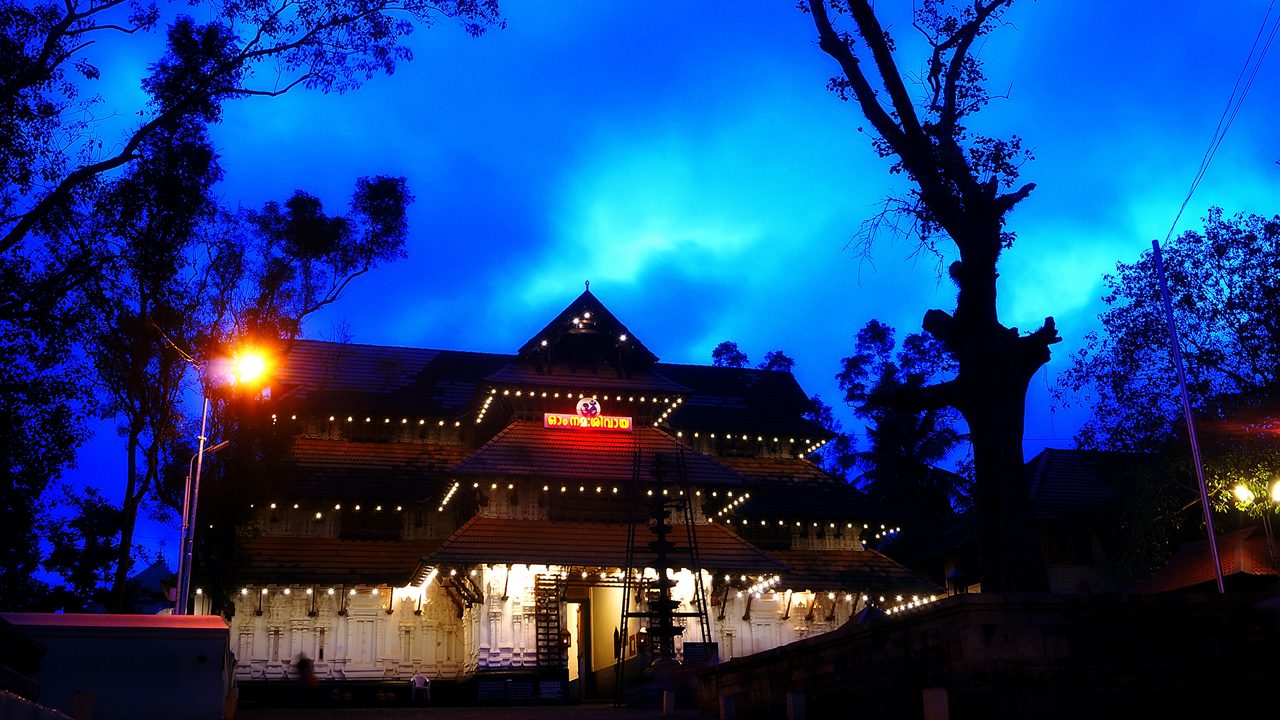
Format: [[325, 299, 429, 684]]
[[1271, 478, 1280, 504], [1234, 484, 1256, 504], [232, 350, 268, 385]]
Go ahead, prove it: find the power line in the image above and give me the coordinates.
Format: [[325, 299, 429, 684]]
[[1163, 0, 1279, 244]]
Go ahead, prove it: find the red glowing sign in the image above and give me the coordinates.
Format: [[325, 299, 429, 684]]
[[544, 397, 632, 431], [544, 413, 633, 431]]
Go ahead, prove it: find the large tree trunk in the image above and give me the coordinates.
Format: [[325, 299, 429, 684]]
[[110, 426, 142, 612], [927, 232, 1054, 593], [807, 0, 1058, 592], [961, 336, 1049, 592]]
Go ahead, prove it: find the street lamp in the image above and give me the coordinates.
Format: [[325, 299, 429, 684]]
[[174, 348, 270, 615], [1230, 476, 1280, 572]]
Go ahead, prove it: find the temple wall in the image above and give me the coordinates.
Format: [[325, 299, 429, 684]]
[[475, 564, 540, 669], [227, 582, 474, 682], [225, 568, 869, 683], [712, 589, 865, 662]]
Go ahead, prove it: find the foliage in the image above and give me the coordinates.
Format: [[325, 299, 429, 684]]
[[837, 320, 970, 552], [804, 0, 1058, 590], [758, 350, 797, 373], [1060, 208, 1280, 522], [0, 0, 490, 610], [81, 145, 413, 608], [0, 0, 502, 256], [803, 393, 857, 482], [711, 341, 749, 368], [0, 267, 88, 610], [81, 118, 227, 609], [41, 485, 127, 612]]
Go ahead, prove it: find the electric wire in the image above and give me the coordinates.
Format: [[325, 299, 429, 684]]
[[1162, 0, 1279, 244]]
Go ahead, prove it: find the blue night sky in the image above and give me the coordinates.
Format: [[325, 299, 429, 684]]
[[74, 2, 1280, 566]]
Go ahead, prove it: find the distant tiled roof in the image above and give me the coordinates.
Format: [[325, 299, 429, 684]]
[[1132, 526, 1280, 593], [423, 516, 782, 572], [717, 456, 832, 482], [485, 363, 688, 393], [766, 548, 943, 596], [728, 478, 881, 523], [287, 438, 463, 500], [656, 363, 829, 438], [272, 340, 510, 418], [449, 421, 747, 486], [238, 536, 442, 586], [1027, 448, 1136, 521]]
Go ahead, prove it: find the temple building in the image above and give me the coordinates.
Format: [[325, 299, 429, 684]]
[[222, 288, 937, 702]]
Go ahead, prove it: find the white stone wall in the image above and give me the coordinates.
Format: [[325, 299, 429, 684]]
[[227, 583, 475, 682], [711, 589, 866, 661]]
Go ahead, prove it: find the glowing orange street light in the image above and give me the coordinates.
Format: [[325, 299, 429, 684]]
[[176, 346, 271, 615], [232, 349, 268, 385]]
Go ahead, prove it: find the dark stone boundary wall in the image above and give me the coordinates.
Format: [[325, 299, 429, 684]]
[[0, 689, 73, 720], [698, 593, 1280, 720]]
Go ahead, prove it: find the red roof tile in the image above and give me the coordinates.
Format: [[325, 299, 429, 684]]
[[1133, 526, 1280, 593], [765, 548, 943, 595], [423, 516, 782, 572], [286, 438, 464, 500], [2, 614, 227, 631], [238, 536, 441, 586], [656, 363, 829, 438], [272, 340, 509, 418], [449, 421, 747, 486], [718, 457, 832, 482], [485, 363, 688, 393]]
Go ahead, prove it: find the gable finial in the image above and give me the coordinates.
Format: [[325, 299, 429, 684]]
[[585, 280, 590, 291]]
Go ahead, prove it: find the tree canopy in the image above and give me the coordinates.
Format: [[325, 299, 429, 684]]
[[805, 0, 1057, 590], [1060, 208, 1280, 520], [837, 319, 970, 555], [0, 0, 482, 610], [0, 0, 500, 257]]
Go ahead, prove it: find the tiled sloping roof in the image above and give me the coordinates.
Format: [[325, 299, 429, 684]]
[[725, 479, 881, 522], [515, 289, 658, 365], [423, 516, 782, 571], [272, 340, 510, 418], [1027, 448, 1137, 521], [766, 548, 943, 596], [1132, 526, 1280, 593], [485, 363, 689, 393], [287, 438, 462, 500], [238, 536, 442, 585], [718, 457, 835, 482], [449, 421, 747, 486], [656, 363, 829, 438]]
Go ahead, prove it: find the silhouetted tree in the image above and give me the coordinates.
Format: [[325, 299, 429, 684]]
[[0, 305, 86, 609], [1060, 208, 1280, 532], [0, 0, 495, 606], [83, 119, 225, 610], [41, 485, 128, 612], [758, 350, 796, 373], [838, 319, 970, 556], [803, 393, 857, 482], [0, 0, 501, 258], [82, 114, 413, 608], [804, 0, 1057, 590], [711, 341, 749, 368]]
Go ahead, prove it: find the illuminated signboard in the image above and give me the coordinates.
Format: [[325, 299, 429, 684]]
[[544, 397, 633, 432]]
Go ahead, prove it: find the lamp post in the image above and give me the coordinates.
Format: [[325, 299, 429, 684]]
[[174, 348, 270, 615]]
